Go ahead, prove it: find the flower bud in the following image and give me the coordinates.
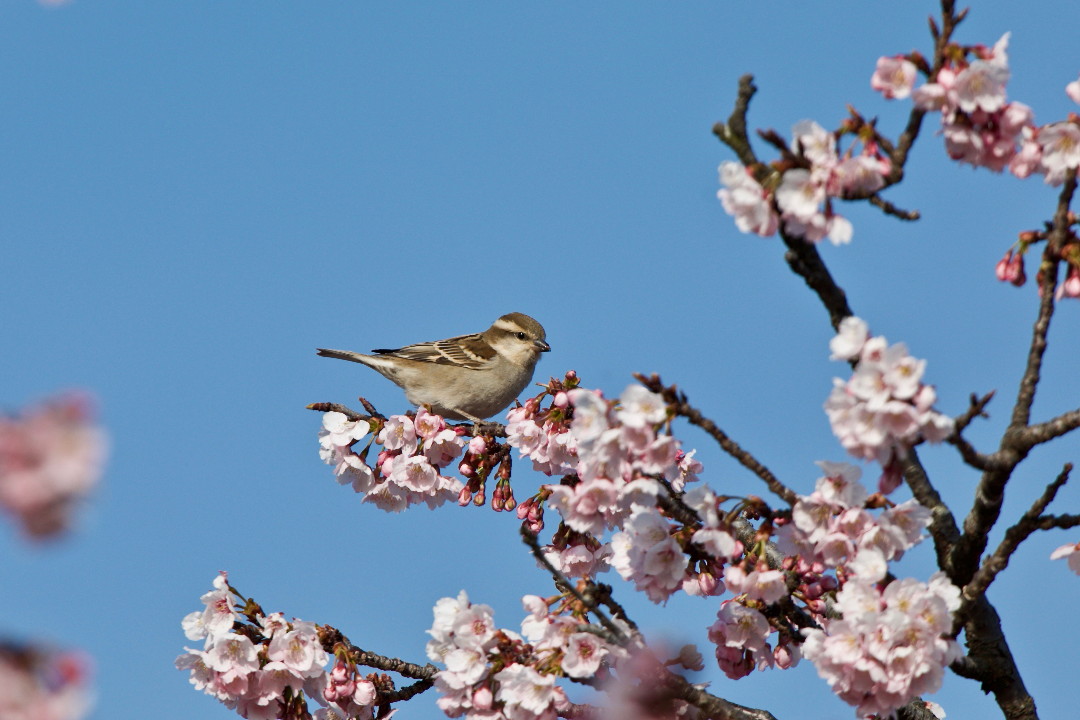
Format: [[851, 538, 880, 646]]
[[473, 686, 493, 710]]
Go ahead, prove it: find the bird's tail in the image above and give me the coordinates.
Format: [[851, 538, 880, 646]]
[[315, 348, 370, 364]]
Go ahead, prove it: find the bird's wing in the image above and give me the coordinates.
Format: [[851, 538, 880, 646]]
[[373, 333, 497, 370]]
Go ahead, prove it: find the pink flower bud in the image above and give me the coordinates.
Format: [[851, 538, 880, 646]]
[[473, 686, 493, 710], [773, 642, 798, 669], [677, 644, 705, 672], [528, 504, 544, 523], [468, 436, 487, 454], [458, 487, 472, 506], [473, 489, 486, 507], [553, 392, 569, 408], [995, 251, 1012, 281], [1060, 266, 1080, 298], [516, 497, 533, 519], [354, 679, 377, 706]]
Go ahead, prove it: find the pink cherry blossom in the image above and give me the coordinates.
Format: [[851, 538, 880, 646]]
[[1067, 75, 1080, 105], [0, 393, 107, 540], [1050, 541, 1080, 575], [717, 161, 779, 236], [953, 59, 1010, 114], [1037, 122, 1080, 185], [871, 56, 918, 99], [494, 664, 560, 718]]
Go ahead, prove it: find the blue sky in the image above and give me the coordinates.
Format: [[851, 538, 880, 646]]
[[2, 2, 1078, 719]]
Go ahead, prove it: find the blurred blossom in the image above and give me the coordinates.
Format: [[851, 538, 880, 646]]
[[0, 393, 106, 540], [0, 643, 93, 720]]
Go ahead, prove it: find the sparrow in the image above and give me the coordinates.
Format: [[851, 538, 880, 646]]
[[317, 312, 550, 422]]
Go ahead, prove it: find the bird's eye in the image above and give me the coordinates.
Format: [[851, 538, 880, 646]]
[[516, 332, 527, 340]]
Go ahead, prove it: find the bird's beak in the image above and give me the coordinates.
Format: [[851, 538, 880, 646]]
[[535, 340, 551, 353]]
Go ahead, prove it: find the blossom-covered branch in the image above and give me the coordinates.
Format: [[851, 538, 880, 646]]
[[635, 373, 798, 506]]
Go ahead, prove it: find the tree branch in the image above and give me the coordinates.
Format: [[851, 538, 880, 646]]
[[956, 170, 1078, 584], [959, 464, 1072, 615], [713, 74, 761, 168]]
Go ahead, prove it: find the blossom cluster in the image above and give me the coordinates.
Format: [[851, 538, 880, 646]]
[[801, 574, 963, 718], [0, 642, 92, 720], [824, 317, 953, 492], [718, 119, 892, 245], [176, 573, 340, 720], [510, 383, 745, 603], [318, 408, 465, 512], [776, 462, 931, 584], [0, 393, 106, 540], [427, 590, 602, 720], [873, 35, 1080, 183], [707, 599, 800, 681], [505, 394, 578, 478]]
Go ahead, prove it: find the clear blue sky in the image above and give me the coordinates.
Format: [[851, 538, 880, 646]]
[[2, 2, 1078, 719]]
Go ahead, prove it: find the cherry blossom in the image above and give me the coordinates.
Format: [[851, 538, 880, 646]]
[[871, 56, 918, 99], [823, 318, 953, 489], [1036, 122, 1080, 185], [801, 574, 963, 718], [318, 410, 464, 511], [1050, 541, 1080, 575], [177, 575, 337, 719], [717, 161, 779, 236], [1067, 75, 1080, 105], [0, 644, 92, 720], [0, 393, 107, 540]]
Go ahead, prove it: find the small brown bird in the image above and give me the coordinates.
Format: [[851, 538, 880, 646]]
[[317, 312, 550, 421]]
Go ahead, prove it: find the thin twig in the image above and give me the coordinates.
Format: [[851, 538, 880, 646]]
[[1016, 408, 1080, 450], [959, 464, 1072, 619], [636, 375, 797, 506], [712, 74, 761, 168], [520, 527, 631, 645], [956, 170, 1078, 583], [867, 193, 921, 220], [306, 402, 370, 421]]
